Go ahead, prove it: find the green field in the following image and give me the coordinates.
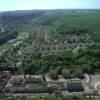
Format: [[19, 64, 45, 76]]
[[18, 32, 28, 39], [0, 32, 28, 55], [0, 44, 12, 54], [0, 44, 8, 51]]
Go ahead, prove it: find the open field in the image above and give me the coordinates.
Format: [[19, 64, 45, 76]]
[[0, 44, 11, 55], [18, 32, 28, 39]]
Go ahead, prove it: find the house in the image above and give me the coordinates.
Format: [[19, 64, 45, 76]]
[[47, 82, 65, 91], [10, 76, 24, 85], [67, 79, 84, 92], [25, 76, 42, 83]]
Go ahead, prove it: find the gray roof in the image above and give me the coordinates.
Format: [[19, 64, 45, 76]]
[[25, 77, 42, 83]]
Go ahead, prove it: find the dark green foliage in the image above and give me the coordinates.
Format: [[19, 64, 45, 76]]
[[0, 31, 18, 45], [18, 45, 100, 74], [1, 10, 44, 25]]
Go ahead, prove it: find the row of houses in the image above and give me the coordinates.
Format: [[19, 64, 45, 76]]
[[32, 31, 93, 53], [4, 75, 85, 94], [8, 75, 43, 86], [1, 72, 99, 97]]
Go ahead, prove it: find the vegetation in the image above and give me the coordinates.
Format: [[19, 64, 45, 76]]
[[0, 95, 97, 100], [0, 10, 100, 74], [0, 31, 18, 45], [18, 45, 100, 74], [19, 32, 28, 39], [49, 69, 58, 80], [0, 44, 11, 52], [0, 9, 100, 99], [62, 68, 71, 79]]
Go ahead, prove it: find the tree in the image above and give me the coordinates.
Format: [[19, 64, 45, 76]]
[[49, 69, 58, 80], [75, 68, 84, 79], [62, 68, 71, 79]]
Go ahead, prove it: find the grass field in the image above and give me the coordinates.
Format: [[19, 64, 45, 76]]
[[0, 32, 28, 55], [18, 32, 28, 39], [0, 44, 12, 55]]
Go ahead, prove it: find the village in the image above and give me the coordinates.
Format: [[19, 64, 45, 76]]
[[0, 11, 100, 99], [16, 25, 94, 59], [32, 26, 93, 53], [0, 26, 99, 98]]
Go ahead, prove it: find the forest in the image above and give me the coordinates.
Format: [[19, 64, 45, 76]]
[[0, 31, 18, 45]]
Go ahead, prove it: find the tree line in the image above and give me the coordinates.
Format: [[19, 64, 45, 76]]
[[0, 31, 18, 45]]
